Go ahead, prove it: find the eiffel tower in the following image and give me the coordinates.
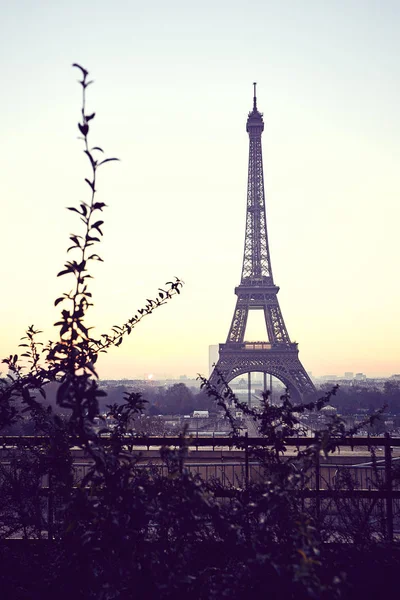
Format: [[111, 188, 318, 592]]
[[210, 84, 315, 403]]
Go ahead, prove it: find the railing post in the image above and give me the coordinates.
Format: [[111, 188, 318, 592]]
[[179, 435, 184, 474], [385, 432, 393, 542], [48, 471, 54, 541], [244, 431, 249, 489], [315, 447, 320, 525]]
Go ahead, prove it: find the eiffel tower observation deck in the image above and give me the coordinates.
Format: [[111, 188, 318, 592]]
[[209, 84, 315, 403]]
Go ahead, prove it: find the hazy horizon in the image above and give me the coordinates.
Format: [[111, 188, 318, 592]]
[[1, 1, 399, 381]]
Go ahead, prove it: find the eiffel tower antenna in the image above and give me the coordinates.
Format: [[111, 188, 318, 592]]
[[209, 84, 315, 403]]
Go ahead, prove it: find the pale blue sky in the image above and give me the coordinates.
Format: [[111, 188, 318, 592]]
[[1, 0, 399, 379]]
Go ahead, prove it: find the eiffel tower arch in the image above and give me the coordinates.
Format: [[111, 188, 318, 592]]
[[210, 84, 315, 403]]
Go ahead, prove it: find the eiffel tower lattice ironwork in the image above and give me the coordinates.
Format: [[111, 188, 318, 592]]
[[210, 84, 315, 402]]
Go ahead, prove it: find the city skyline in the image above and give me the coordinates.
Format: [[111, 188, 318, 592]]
[[1, 1, 399, 380]]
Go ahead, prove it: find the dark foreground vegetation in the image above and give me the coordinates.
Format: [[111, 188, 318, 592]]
[[0, 66, 398, 599], [1, 540, 400, 600]]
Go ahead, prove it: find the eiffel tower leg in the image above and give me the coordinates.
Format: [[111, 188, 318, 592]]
[[227, 297, 248, 343], [208, 357, 236, 391]]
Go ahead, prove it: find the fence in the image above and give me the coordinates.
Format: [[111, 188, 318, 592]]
[[1, 433, 400, 541]]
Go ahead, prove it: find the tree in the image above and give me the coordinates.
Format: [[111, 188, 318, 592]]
[[164, 383, 194, 414]]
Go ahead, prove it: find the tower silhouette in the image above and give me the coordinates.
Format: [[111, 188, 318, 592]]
[[210, 84, 315, 402]]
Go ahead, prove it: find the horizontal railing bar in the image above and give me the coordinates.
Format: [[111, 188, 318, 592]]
[[0, 459, 392, 471], [70, 462, 391, 471], [0, 435, 399, 447], [33, 486, 400, 500]]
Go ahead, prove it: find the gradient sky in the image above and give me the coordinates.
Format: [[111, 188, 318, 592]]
[[1, 0, 399, 379]]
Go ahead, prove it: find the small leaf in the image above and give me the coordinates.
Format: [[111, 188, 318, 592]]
[[85, 178, 95, 191], [72, 63, 89, 77], [88, 254, 104, 262], [78, 123, 89, 136], [98, 157, 119, 166], [84, 150, 96, 169], [57, 268, 71, 277], [77, 321, 89, 336], [91, 221, 104, 235]]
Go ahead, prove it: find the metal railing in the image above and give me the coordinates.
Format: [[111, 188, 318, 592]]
[[1, 433, 400, 541]]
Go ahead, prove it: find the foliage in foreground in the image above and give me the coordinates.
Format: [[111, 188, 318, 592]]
[[0, 65, 395, 600]]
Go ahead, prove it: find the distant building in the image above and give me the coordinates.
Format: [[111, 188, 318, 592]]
[[321, 375, 337, 381], [208, 345, 219, 376], [321, 405, 338, 416], [235, 378, 248, 389], [355, 373, 367, 381], [193, 411, 209, 418], [344, 372, 354, 379]]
